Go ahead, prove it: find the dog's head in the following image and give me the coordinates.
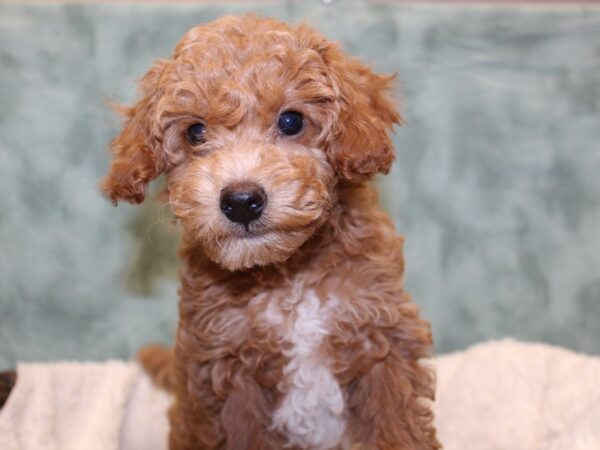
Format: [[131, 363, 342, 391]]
[[101, 15, 401, 271]]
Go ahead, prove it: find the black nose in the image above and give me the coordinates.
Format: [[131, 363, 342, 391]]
[[220, 183, 267, 227]]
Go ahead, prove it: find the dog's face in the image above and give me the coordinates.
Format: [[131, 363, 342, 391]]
[[102, 15, 401, 271]]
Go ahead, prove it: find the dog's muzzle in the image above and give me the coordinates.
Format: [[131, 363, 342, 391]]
[[220, 182, 267, 227]]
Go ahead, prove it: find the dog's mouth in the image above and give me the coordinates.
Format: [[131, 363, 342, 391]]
[[202, 206, 331, 271], [227, 221, 268, 239], [226, 216, 325, 241]]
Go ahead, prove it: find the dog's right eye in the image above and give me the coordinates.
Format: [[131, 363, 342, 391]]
[[187, 123, 206, 145], [278, 111, 304, 136]]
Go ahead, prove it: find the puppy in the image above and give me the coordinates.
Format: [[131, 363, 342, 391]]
[[102, 14, 440, 450]]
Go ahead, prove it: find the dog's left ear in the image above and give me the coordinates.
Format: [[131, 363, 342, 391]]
[[320, 43, 403, 182]]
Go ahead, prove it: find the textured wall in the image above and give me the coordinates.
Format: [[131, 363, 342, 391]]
[[0, 1, 599, 368]]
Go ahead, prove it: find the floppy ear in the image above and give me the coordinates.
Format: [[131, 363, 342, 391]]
[[101, 60, 169, 205], [321, 44, 402, 182]]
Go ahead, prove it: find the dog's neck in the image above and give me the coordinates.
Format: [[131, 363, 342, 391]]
[[179, 181, 394, 289]]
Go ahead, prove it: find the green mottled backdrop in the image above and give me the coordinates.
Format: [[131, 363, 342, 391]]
[[1, 1, 599, 368]]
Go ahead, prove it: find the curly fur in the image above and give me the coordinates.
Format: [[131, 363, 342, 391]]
[[102, 14, 440, 450]]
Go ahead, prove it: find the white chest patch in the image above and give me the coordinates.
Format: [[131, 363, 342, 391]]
[[270, 290, 346, 450]]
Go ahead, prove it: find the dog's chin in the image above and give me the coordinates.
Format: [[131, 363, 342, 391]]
[[203, 227, 318, 272]]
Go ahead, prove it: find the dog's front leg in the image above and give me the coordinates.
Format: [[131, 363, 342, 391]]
[[347, 346, 441, 450], [220, 370, 285, 450], [168, 368, 284, 450]]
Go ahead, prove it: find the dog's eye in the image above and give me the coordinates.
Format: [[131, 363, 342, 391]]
[[187, 123, 206, 145], [278, 111, 304, 136]]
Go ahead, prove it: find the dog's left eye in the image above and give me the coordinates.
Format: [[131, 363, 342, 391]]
[[278, 111, 304, 136], [187, 123, 206, 145]]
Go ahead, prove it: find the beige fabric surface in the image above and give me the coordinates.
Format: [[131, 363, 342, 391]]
[[435, 340, 600, 450], [0, 361, 170, 450]]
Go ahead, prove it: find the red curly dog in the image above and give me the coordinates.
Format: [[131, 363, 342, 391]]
[[102, 14, 440, 450]]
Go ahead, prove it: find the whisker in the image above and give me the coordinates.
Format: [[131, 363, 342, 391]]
[[145, 204, 176, 247]]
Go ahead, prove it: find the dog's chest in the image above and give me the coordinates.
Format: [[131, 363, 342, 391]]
[[252, 288, 347, 450]]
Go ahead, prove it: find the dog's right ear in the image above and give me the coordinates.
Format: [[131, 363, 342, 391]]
[[101, 60, 169, 205]]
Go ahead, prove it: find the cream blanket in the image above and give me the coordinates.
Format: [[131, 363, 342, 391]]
[[1, 340, 599, 449]]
